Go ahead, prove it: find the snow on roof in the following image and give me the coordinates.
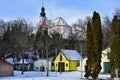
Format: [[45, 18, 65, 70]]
[[5, 58, 15, 64], [102, 48, 111, 54], [50, 17, 70, 27], [61, 49, 83, 60], [17, 59, 28, 64]]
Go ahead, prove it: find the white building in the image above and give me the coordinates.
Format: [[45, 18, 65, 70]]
[[39, 6, 72, 39], [101, 48, 110, 73], [34, 59, 51, 71], [82, 48, 110, 73]]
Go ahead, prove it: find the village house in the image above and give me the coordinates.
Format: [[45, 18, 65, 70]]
[[82, 48, 110, 73], [0, 60, 14, 77], [5, 51, 39, 71], [51, 49, 82, 72], [101, 48, 110, 73], [14, 59, 33, 71], [34, 59, 51, 71]]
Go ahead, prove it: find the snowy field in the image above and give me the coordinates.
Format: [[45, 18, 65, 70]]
[[0, 71, 110, 80]]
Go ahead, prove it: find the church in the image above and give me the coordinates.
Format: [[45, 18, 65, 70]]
[[39, 5, 72, 39]]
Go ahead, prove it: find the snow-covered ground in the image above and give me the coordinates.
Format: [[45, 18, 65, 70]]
[[0, 71, 110, 80]]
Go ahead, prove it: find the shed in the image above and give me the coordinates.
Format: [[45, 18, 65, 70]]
[[34, 59, 51, 71], [52, 49, 82, 71], [0, 60, 13, 77]]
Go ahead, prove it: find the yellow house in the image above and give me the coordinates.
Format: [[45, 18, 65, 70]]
[[52, 49, 82, 71]]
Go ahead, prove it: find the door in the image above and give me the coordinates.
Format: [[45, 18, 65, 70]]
[[58, 62, 65, 72], [104, 62, 110, 73]]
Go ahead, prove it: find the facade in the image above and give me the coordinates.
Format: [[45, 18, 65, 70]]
[[0, 60, 13, 77], [101, 48, 110, 73], [48, 17, 72, 39], [52, 49, 82, 71], [82, 48, 110, 73], [14, 59, 33, 71], [39, 6, 72, 39], [34, 59, 51, 71]]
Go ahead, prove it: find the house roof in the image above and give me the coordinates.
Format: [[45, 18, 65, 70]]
[[5, 58, 16, 64], [34, 59, 47, 63], [61, 49, 83, 60], [102, 48, 111, 55], [17, 59, 29, 64], [0, 60, 12, 67]]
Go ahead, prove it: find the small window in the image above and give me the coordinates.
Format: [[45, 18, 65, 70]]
[[107, 52, 110, 59], [36, 67, 39, 70], [52, 63, 54, 66], [60, 54, 62, 61], [66, 63, 68, 67], [56, 64, 57, 67], [52, 23, 54, 25]]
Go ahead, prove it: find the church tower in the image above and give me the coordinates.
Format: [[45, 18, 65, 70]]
[[39, 0, 47, 28]]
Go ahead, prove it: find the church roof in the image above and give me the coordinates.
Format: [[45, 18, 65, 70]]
[[50, 17, 70, 27], [61, 49, 83, 60], [40, 6, 46, 17]]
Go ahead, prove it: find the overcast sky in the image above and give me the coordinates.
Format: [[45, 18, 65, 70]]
[[0, 0, 120, 25]]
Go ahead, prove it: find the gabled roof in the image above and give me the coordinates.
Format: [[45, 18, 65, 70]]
[[102, 48, 111, 55], [17, 59, 29, 64], [50, 17, 70, 27], [0, 60, 13, 66], [61, 49, 83, 60]]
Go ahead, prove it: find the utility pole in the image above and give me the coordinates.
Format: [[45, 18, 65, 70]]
[[60, 54, 62, 74], [41, 49, 44, 77], [46, 28, 49, 77], [55, 48, 57, 77], [80, 44, 83, 79], [21, 51, 24, 75], [46, 46, 49, 77]]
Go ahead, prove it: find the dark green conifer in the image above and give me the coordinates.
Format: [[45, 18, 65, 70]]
[[110, 15, 120, 77], [85, 22, 94, 78], [91, 11, 102, 79]]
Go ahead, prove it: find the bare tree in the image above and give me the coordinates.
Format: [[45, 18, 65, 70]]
[[0, 19, 8, 60], [102, 16, 112, 49], [71, 17, 92, 56], [72, 19, 85, 41], [0, 19, 7, 38], [114, 8, 120, 19]]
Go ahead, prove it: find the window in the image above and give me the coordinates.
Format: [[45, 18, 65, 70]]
[[52, 23, 54, 25], [36, 67, 39, 70], [56, 64, 57, 67], [107, 52, 110, 59], [60, 54, 62, 61], [66, 63, 68, 67], [52, 63, 54, 66]]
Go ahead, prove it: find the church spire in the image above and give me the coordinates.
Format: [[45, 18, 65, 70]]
[[42, 0, 44, 7], [40, 0, 46, 17]]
